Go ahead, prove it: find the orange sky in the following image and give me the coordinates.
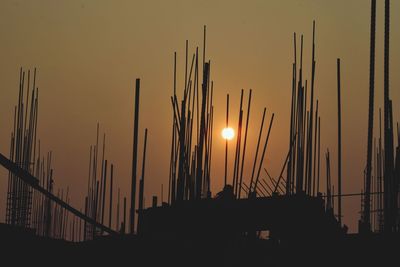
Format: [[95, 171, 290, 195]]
[[0, 0, 400, 233]]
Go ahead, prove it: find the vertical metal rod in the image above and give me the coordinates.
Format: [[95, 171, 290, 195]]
[[185, 40, 188, 96], [93, 181, 99, 238], [79, 215, 82, 242], [312, 101, 319, 196], [233, 90, 244, 195], [123, 197, 127, 234], [86, 146, 92, 233], [130, 78, 140, 234], [238, 90, 252, 198], [101, 160, 108, 226], [116, 188, 120, 231], [291, 33, 298, 194], [168, 52, 177, 205], [317, 117, 321, 194], [84, 196, 88, 240], [379, 108, 383, 231], [138, 129, 148, 233], [287, 62, 296, 195], [249, 108, 266, 194], [326, 150, 332, 210], [363, 0, 376, 231], [337, 58, 342, 226], [301, 82, 307, 192], [383, 0, 394, 233], [196, 62, 209, 199], [224, 94, 229, 187], [203, 25, 206, 70], [99, 133, 106, 219], [109, 164, 113, 229], [254, 114, 274, 192], [306, 21, 316, 196], [305, 110, 310, 193]]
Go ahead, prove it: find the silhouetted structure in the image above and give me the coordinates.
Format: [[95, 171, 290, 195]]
[[1, 5, 400, 265], [361, 0, 376, 233]]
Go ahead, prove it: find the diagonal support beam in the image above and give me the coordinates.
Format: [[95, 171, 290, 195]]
[[0, 152, 118, 236]]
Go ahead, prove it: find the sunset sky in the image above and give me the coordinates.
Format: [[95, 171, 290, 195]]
[[1, 0, 400, 232]]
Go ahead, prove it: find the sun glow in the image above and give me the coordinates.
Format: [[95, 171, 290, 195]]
[[221, 127, 235, 140]]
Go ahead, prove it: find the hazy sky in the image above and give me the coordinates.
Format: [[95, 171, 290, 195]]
[[1, 0, 399, 233]]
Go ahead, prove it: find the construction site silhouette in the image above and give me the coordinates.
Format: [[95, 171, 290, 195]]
[[1, 1, 400, 266]]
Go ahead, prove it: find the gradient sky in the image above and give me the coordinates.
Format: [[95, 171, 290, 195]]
[[1, 0, 399, 233]]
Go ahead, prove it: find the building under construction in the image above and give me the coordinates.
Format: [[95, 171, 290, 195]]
[[1, 1, 400, 266]]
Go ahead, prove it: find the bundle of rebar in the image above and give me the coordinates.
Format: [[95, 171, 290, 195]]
[[169, 27, 214, 203]]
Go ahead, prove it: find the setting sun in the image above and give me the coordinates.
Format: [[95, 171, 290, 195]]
[[221, 127, 235, 140]]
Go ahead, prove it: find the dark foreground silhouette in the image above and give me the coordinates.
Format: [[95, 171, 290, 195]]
[[2, 191, 399, 267]]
